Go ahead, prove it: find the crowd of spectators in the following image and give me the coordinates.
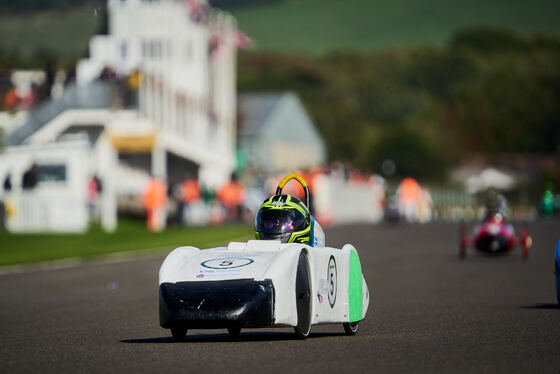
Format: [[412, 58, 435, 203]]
[[96, 66, 141, 108], [138, 164, 390, 232], [1, 63, 141, 113]]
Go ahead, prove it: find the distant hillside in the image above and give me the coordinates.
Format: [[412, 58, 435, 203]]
[[3, 0, 560, 66], [226, 0, 560, 54], [237, 28, 560, 180], [0, 0, 102, 13], [0, 8, 99, 67]]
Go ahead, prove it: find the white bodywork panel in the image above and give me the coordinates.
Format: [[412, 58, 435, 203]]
[[159, 240, 370, 327]]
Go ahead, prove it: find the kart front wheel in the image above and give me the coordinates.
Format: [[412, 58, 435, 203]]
[[171, 327, 187, 342], [343, 321, 359, 335], [294, 251, 311, 339]]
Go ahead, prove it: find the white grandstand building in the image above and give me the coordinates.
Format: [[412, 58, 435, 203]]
[[77, 0, 237, 186], [0, 0, 238, 232]]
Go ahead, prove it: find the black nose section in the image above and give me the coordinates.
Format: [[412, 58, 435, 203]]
[[159, 279, 275, 329]]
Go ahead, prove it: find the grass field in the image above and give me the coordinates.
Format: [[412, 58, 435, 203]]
[[0, 219, 252, 267], [229, 0, 560, 53]]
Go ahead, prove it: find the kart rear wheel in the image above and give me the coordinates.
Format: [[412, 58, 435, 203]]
[[294, 251, 311, 339], [171, 327, 187, 342], [227, 327, 241, 339], [343, 321, 359, 335]]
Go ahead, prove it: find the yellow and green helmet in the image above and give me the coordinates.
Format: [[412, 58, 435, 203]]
[[254, 194, 311, 244]]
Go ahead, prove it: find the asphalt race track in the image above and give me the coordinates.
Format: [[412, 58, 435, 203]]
[[1, 220, 559, 373]]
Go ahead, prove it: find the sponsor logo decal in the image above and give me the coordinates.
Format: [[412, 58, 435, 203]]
[[197, 269, 243, 278], [201, 258, 254, 269], [327, 255, 337, 308]]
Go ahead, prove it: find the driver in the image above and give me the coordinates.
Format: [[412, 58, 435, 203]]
[[255, 175, 325, 247], [484, 189, 508, 220]]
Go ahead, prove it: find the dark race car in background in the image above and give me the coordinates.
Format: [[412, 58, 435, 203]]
[[459, 213, 531, 259]]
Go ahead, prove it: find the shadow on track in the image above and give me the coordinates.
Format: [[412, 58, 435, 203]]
[[121, 331, 346, 344], [519, 304, 560, 310], [447, 253, 528, 263]]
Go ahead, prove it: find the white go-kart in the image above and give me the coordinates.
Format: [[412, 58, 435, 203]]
[[159, 174, 370, 340]]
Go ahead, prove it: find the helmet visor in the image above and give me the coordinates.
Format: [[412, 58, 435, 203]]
[[256, 209, 307, 235]]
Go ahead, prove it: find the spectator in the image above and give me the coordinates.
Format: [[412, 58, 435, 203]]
[[178, 176, 201, 225], [36, 59, 56, 103], [142, 177, 167, 232], [0, 199, 4, 230], [396, 177, 421, 223], [98, 66, 117, 82], [20, 83, 38, 109], [0, 172, 11, 230], [21, 163, 39, 229], [22, 163, 39, 190], [124, 69, 142, 107], [3, 173, 12, 192], [3, 83, 20, 111], [64, 66, 76, 87], [87, 175, 103, 222], [216, 173, 246, 222]]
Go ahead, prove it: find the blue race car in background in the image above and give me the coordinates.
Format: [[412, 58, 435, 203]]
[[556, 237, 560, 305]]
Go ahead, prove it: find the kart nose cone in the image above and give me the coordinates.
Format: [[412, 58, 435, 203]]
[[475, 235, 508, 253], [159, 279, 275, 329]]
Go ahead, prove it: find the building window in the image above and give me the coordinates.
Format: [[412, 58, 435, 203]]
[[156, 40, 162, 59], [149, 41, 155, 59], [167, 39, 173, 59], [120, 41, 128, 60], [37, 164, 67, 183], [142, 40, 147, 58]]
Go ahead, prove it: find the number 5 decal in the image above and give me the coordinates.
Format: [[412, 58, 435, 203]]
[[327, 255, 337, 308]]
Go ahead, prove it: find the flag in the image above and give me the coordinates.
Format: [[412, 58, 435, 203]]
[[235, 29, 254, 49]]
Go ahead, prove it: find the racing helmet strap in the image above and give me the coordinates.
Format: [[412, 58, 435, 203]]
[[309, 216, 315, 247]]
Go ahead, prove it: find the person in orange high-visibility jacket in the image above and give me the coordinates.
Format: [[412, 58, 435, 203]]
[[216, 176, 246, 222], [396, 177, 421, 223], [4, 87, 19, 111], [181, 178, 201, 204], [142, 177, 167, 231], [177, 178, 201, 225]]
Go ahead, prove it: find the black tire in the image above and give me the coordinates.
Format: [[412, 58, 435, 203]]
[[294, 251, 312, 339], [343, 321, 359, 335], [171, 327, 187, 342], [227, 326, 241, 339]]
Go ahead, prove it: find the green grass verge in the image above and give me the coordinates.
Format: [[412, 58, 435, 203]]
[[0, 218, 252, 267]]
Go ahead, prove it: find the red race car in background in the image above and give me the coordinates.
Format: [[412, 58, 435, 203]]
[[459, 212, 532, 259]]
